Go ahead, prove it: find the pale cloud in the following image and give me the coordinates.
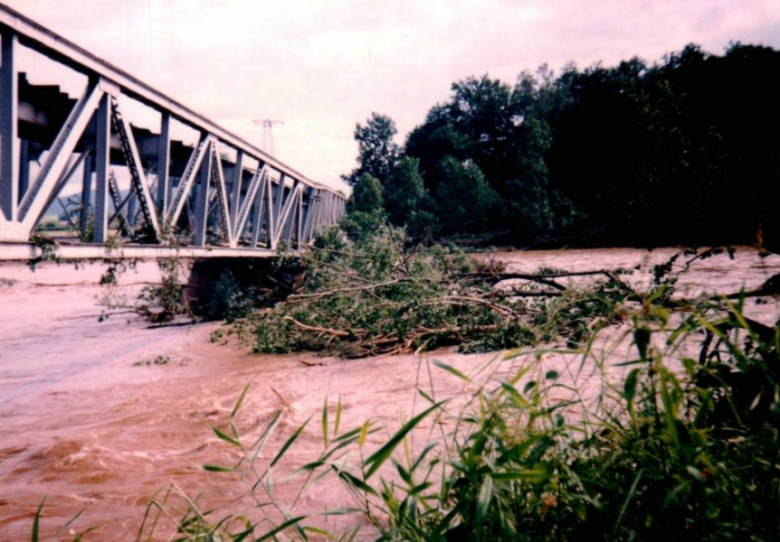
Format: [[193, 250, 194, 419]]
[[5, 0, 780, 191]]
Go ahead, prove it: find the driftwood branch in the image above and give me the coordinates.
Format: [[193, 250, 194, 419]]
[[287, 279, 405, 300], [282, 315, 364, 337]]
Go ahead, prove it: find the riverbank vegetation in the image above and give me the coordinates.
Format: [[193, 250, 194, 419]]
[[128, 269, 780, 541], [343, 43, 780, 251]]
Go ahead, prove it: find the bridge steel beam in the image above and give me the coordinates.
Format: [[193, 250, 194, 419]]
[[93, 93, 112, 243], [0, 241, 276, 260], [156, 112, 171, 213], [0, 2, 346, 258], [0, 29, 18, 222]]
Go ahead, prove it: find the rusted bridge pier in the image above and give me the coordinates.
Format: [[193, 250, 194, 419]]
[[0, 3, 346, 261]]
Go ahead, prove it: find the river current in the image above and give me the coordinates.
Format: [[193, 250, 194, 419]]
[[0, 248, 778, 540]]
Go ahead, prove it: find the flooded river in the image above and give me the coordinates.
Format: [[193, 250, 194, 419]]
[[0, 248, 778, 540]]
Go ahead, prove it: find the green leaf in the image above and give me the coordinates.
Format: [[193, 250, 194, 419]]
[[53, 505, 87, 538], [613, 358, 647, 367], [492, 467, 549, 483], [336, 469, 378, 496], [394, 459, 413, 485], [545, 370, 559, 380], [432, 360, 470, 382], [31, 497, 46, 542], [230, 380, 253, 419], [315, 507, 361, 516], [476, 475, 493, 528], [634, 327, 651, 360], [508, 361, 536, 386], [254, 516, 307, 542], [418, 388, 435, 404], [615, 469, 643, 534], [497, 435, 545, 465], [359, 420, 370, 447], [624, 368, 640, 413], [251, 410, 282, 462], [333, 426, 363, 443], [203, 464, 235, 472], [411, 440, 441, 473], [212, 426, 240, 447], [364, 401, 446, 479], [334, 395, 342, 437], [322, 397, 329, 447], [499, 380, 528, 407], [232, 524, 256, 542], [271, 417, 310, 467]]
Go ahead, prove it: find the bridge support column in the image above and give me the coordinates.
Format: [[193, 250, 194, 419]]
[[229, 150, 243, 229], [194, 141, 213, 246], [156, 112, 170, 214], [94, 92, 111, 243], [0, 31, 19, 222], [80, 154, 93, 239], [18, 139, 28, 204]]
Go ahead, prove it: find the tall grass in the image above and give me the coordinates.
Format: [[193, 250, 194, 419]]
[[94, 293, 776, 541]]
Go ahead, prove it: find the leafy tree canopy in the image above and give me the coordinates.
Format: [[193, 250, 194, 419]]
[[342, 113, 401, 186], [343, 43, 780, 249]]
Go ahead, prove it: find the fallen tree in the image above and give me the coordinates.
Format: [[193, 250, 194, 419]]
[[241, 224, 638, 358]]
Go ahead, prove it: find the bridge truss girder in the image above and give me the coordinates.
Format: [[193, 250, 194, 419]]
[[0, 3, 346, 258]]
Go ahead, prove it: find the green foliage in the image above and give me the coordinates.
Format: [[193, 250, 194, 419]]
[[132, 355, 170, 367], [340, 173, 385, 240], [136, 257, 191, 321], [544, 44, 780, 247], [27, 235, 62, 271], [358, 303, 779, 541], [404, 71, 581, 238], [246, 221, 627, 358], [347, 173, 384, 214], [382, 156, 435, 237], [393, 45, 780, 248], [434, 157, 498, 235], [206, 269, 256, 322], [342, 173, 386, 241], [342, 112, 401, 186], [30, 498, 93, 541], [135, 383, 366, 541]]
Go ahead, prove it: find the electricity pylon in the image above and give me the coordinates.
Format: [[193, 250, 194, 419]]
[[253, 119, 284, 156]]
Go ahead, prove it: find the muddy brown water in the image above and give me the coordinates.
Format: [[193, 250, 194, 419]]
[[0, 248, 778, 540]]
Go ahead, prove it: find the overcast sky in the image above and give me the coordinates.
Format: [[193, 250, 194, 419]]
[[5, 0, 780, 191]]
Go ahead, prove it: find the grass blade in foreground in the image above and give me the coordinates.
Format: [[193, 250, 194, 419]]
[[363, 401, 446, 479]]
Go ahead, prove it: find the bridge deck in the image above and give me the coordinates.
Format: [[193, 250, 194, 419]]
[[0, 241, 276, 261]]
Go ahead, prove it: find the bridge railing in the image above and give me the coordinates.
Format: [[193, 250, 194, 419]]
[[0, 2, 346, 258]]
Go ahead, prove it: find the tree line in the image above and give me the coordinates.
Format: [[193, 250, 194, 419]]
[[342, 43, 780, 250]]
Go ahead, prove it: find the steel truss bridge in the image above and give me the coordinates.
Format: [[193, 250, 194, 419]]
[[0, 3, 346, 261]]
